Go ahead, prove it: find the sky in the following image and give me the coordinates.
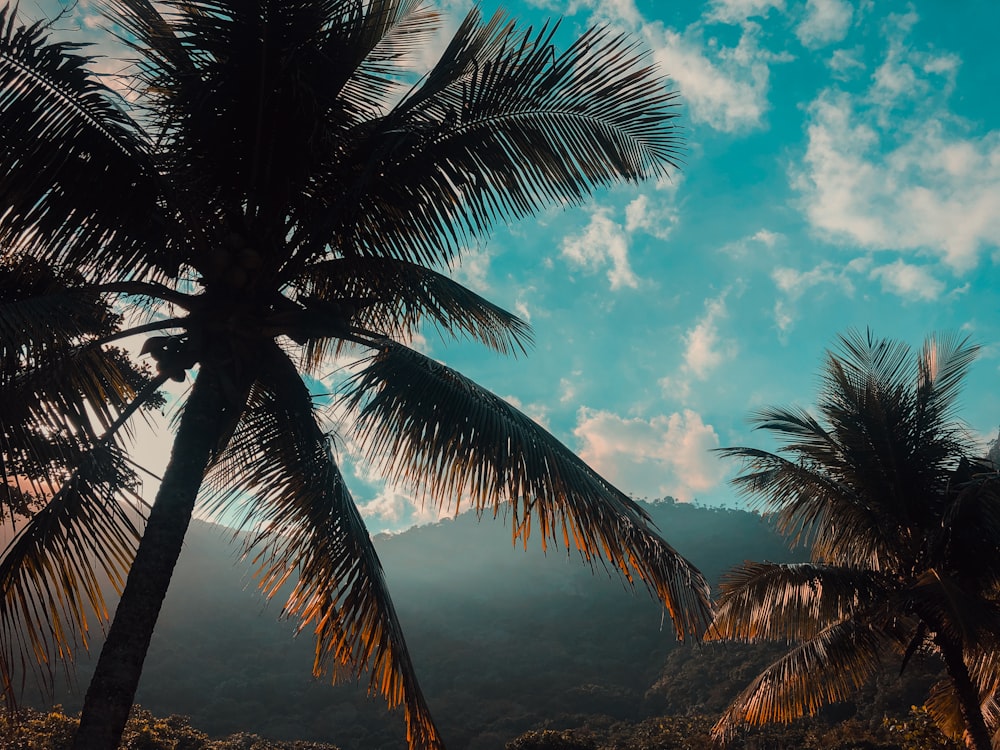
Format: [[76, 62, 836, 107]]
[[23, 0, 1000, 534]]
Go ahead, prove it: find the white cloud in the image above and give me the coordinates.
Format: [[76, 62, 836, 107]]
[[796, 0, 853, 49], [513, 289, 534, 324], [719, 228, 784, 258], [828, 47, 866, 78], [625, 194, 679, 240], [773, 299, 794, 336], [568, 0, 644, 27], [449, 248, 492, 293], [643, 21, 788, 133], [771, 260, 857, 299], [751, 228, 781, 247], [559, 373, 582, 405], [683, 292, 736, 378], [561, 207, 640, 290], [707, 0, 785, 24], [795, 90, 1000, 272], [869, 260, 946, 301], [573, 408, 727, 501], [658, 291, 738, 402], [543, 0, 789, 134], [358, 486, 452, 530]]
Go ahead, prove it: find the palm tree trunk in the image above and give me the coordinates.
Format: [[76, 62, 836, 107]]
[[71, 364, 232, 750], [936, 633, 993, 750]]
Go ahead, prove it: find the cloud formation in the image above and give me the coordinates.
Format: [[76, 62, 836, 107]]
[[869, 260, 946, 301], [644, 21, 783, 132], [795, 0, 853, 48], [573, 408, 727, 501], [561, 206, 640, 290], [795, 28, 1000, 272]]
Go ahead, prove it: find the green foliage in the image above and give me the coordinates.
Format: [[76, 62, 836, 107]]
[[0, 705, 344, 749], [506, 713, 951, 750], [883, 707, 960, 750], [506, 729, 597, 750], [709, 331, 1000, 749]]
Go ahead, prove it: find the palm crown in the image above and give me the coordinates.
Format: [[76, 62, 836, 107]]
[[709, 330, 1000, 750], [0, 1, 711, 748]]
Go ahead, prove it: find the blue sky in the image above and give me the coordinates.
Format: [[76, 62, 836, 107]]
[[29, 0, 1000, 533]]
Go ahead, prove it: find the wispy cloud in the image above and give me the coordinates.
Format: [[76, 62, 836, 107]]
[[449, 247, 493, 293], [706, 0, 785, 24], [771, 259, 861, 299], [561, 206, 640, 290], [659, 290, 738, 402], [644, 21, 788, 133], [718, 228, 784, 258], [625, 194, 679, 240], [683, 292, 736, 378]]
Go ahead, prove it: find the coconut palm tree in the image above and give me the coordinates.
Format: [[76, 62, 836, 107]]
[[709, 330, 1000, 750], [0, 1, 712, 748]]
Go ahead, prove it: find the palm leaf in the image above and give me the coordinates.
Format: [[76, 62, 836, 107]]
[[708, 562, 889, 643], [301, 8, 681, 269], [905, 569, 1000, 649], [940, 470, 1000, 591], [711, 620, 887, 744], [916, 332, 979, 428], [1, 260, 165, 505], [0, 4, 164, 279], [923, 675, 1000, 746], [294, 256, 532, 366], [200, 343, 444, 750], [337, 0, 442, 118], [715, 446, 905, 569], [0, 443, 142, 707], [344, 340, 711, 637]]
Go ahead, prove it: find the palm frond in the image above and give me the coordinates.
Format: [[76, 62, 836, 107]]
[[906, 569, 1000, 649], [925, 677, 982, 746], [940, 470, 1000, 590], [294, 256, 532, 367], [828, 328, 913, 399], [708, 562, 889, 643], [201, 343, 444, 750], [715, 446, 903, 569], [0, 4, 164, 279], [0, 443, 142, 707], [1, 260, 166, 506], [345, 340, 711, 637], [917, 332, 979, 427], [338, 0, 442, 117], [711, 620, 887, 744], [302, 8, 681, 269]]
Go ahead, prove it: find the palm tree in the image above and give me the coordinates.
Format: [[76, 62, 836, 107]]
[[708, 330, 1000, 750], [0, 1, 713, 748]]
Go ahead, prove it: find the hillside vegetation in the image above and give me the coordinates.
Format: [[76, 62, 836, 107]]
[[4, 501, 955, 749]]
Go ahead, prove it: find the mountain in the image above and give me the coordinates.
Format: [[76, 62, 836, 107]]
[[29, 501, 800, 750]]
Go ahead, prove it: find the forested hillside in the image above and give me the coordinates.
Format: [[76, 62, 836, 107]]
[[21, 501, 938, 749]]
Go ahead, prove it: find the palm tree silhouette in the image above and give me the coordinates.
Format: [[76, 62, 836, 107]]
[[0, 1, 712, 748], [710, 330, 1000, 750]]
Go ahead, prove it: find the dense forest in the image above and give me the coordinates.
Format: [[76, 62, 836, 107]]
[[6, 501, 956, 749]]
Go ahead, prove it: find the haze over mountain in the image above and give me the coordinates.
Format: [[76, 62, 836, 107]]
[[23, 501, 800, 749]]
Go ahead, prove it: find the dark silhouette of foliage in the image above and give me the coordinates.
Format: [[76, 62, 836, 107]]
[[0, 1, 711, 749], [709, 330, 1000, 750]]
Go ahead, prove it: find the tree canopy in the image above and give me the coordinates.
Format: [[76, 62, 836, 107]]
[[709, 330, 1000, 750], [0, 1, 710, 748]]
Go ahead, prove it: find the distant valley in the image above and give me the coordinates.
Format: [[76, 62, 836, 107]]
[[31, 501, 803, 749]]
